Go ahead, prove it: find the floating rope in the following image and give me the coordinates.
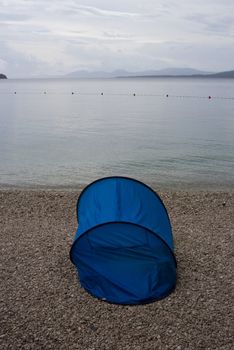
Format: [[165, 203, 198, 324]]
[[0, 91, 233, 99]]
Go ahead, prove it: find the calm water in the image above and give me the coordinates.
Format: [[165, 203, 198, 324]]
[[0, 78, 233, 190]]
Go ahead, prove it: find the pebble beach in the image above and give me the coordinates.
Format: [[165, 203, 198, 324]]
[[0, 188, 233, 350]]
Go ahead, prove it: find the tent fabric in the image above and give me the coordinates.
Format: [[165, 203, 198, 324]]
[[70, 176, 176, 304]]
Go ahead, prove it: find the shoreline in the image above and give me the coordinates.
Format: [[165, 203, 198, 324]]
[[1, 189, 233, 349], [1, 180, 234, 193]]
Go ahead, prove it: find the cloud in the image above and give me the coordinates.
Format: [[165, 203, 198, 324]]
[[0, 12, 30, 22], [70, 5, 140, 18], [0, 57, 7, 71], [0, 0, 233, 77], [185, 14, 234, 37]]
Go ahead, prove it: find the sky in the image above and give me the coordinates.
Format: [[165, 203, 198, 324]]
[[0, 0, 234, 78]]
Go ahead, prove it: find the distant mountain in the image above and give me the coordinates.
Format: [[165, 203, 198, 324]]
[[65, 68, 212, 79], [0, 73, 7, 79], [64, 68, 234, 79], [65, 70, 108, 79], [141, 68, 212, 76], [128, 70, 234, 79], [65, 69, 127, 79], [206, 70, 234, 78]]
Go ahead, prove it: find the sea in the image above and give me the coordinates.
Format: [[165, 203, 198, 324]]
[[0, 77, 233, 190]]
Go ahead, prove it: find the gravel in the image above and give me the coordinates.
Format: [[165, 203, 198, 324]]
[[0, 189, 233, 350]]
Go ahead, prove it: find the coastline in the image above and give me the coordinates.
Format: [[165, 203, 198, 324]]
[[1, 188, 233, 349], [1, 179, 234, 193]]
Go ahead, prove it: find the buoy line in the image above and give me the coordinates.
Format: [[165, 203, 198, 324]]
[[0, 91, 233, 99]]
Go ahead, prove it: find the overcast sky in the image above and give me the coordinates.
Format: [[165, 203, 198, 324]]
[[0, 0, 234, 77]]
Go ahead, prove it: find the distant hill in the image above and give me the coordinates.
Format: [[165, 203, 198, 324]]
[[206, 70, 234, 78], [129, 70, 234, 79], [141, 68, 212, 76], [117, 69, 234, 79], [0, 73, 7, 79], [64, 68, 234, 79], [65, 68, 212, 79], [65, 70, 113, 79]]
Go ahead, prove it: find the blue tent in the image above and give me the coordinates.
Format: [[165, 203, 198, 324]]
[[70, 177, 176, 304]]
